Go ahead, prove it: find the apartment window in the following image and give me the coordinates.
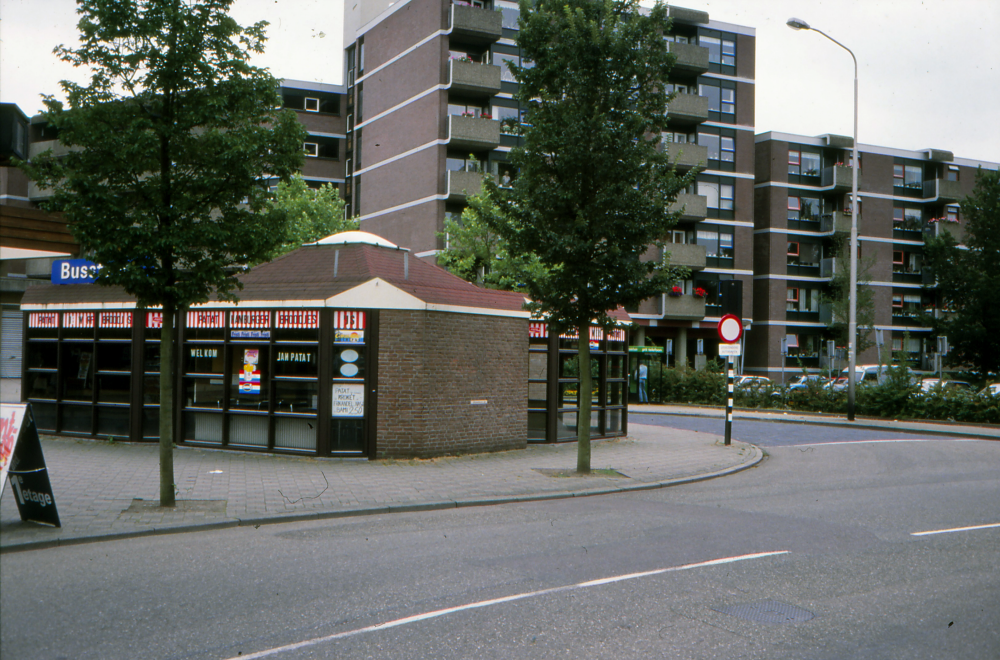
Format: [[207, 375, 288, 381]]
[[721, 136, 735, 162], [892, 336, 903, 350], [699, 34, 735, 67], [895, 164, 922, 189], [786, 288, 799, 311], [789, 150, 820, 176], [700, 133, 720, 160], [304, 97, 320, 112], [699, 81, 735, 116], [892, 251, 904, 265], [446, 156, 482, 172], [847, 153, 862, 169], [496, 0, 520, 29], [787, 242, 799, 257], [449, 102, 490, 118], [720, 184, 734, 210], [946, 165, 960, 182], [696, 229, 733, 259], [787, 196, 800, 220], [358, 39, 365, 73], [946, 206, 959, 222], [844, 194, 861, 216], [698, 177, 735, 217], [493, 52, 519, 83], [304, 142, 319, 157]]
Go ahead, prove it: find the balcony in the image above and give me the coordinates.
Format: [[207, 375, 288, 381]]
[[665, 93, 709, 127], [820, 257, 839, 279], [447, 169, 496, 202], [662, 243, 706, 271], [923, 178, 963, 203], [450, 60, 502, 97], [448, 114, 501, 151], [929, 219, 967, 245], [669, 193, 708, 222], [662, 293, 706, 320], [451, 4, 503, 44], [820, 212, 851, 234], [820, 164, 853, 192], [664, 142, 707, 171], [666, 41, 709, 75]]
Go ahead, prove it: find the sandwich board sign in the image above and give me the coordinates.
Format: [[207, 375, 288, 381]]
[[1, 403, 61, 527]]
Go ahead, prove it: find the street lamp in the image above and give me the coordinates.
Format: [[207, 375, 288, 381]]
[[786, 17, 860, 421]]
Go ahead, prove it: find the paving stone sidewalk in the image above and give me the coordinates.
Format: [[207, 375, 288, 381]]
[[0, 422, 759, 552]]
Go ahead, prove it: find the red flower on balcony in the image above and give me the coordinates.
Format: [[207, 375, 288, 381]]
[[693, 287, 707, 298], [669, 285, 683, 297]]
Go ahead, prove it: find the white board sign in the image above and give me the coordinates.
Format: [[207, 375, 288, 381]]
[[332, 383, 365, 418], [718, 343, 742, 356]]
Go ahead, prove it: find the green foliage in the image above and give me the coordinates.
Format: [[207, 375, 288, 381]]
[[19, 0, 307, 311], [484, 0, 691, 470], [270, 174, 353, 258], [821, 232, 877, 355], [436, 190, 545, 290], [923, 168, 1000, 377]]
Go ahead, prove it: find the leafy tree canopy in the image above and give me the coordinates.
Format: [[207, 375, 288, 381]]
[[436, 189, 545, 290], [20, 0, 307, 311], [822, 232, 877, 357], [270, 174, 354, 258], [923, 168, 1000, 376], [485, 0, 692, 332]]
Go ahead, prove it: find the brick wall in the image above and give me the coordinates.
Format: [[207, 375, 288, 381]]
[[376, 309, 528, 458]]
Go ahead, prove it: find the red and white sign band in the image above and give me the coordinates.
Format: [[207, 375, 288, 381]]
[[146, 312, 163, 329], [276, 310, 319, 329], [230, 310, 270, 329], [28, 313, 58, 328], [529, 322, 548, 338], [64, 312, 94, 329], [99, 311, 132, 328], [186, 311, 224, 329], [333, 311, 365, 330]]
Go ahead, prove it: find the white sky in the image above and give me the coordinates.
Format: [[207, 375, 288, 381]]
[[2, 0, 997, 163]]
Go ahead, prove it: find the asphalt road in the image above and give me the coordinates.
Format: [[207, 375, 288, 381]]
[[2, 419, 998, 659], [630, 412, 956, 446]]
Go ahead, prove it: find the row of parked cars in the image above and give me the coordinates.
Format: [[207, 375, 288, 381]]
[[736, 365, 1000, 398]]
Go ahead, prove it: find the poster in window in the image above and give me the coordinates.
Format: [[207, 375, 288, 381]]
[[239, 349, 261, 394], [332, 383, 365, 418], [335, 329, 364, 344]]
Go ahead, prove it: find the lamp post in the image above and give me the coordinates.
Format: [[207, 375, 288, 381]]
[[787, 17, 859, 421]]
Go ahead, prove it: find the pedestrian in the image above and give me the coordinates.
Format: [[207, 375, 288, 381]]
[[638, 362, 648, 403]]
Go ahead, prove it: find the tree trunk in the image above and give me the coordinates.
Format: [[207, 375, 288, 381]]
[[576, 316, 592, 474], [159, 305, 176, 506]]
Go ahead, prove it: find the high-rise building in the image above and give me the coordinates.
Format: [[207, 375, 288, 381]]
[[751, 132, 998, 377], [338, 0, 756, 365]]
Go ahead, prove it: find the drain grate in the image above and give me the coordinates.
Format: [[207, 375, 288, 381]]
[[713, 600, 814, 624]]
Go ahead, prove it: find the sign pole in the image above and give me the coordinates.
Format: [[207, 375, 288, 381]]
[[725, 355, 734, 446]]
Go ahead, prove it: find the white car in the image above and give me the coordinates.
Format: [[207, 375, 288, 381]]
[[736, 375, 771, 390], [978, 383, 1000, 397]]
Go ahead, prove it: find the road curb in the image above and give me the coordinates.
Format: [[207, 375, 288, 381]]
[[0, 444, 763, 554], [633, 408, 1000, 441]]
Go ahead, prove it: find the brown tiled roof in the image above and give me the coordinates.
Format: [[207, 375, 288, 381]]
[[22, 242, 530, 314]]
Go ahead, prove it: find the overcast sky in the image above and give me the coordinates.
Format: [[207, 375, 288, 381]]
[[2, 0, 997, 163]]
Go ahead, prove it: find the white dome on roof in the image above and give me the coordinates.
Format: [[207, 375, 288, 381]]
[[312, 231, 398, 248]]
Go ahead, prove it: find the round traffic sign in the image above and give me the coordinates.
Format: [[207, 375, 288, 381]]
[[718, 314, 743, 343]]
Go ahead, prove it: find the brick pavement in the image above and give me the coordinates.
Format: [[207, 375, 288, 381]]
[[0, 422, 759, 552]]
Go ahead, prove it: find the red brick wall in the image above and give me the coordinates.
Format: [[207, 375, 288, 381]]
[[376, 309, 527, 458]]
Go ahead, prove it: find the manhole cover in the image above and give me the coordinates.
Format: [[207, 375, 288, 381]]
[[713, 600, 814, 624]]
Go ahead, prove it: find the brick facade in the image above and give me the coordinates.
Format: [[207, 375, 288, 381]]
[[376, 309, 527, 458]]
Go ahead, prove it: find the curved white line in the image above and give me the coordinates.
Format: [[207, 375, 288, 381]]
[[225, 550, 789, 659]]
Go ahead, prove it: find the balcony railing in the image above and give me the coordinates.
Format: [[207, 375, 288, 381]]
[[820, 212, 851, 234], [448, 114, 501, 151], [450, 60, 502, 97], [662, 294, 706, 320], [820, 164, 853, 192], [662, 243, 706, 270], [665, 93, 709, 127], [664, 142, 707, 171], [929, 218, 966, 245], [666, 41, 710, 75], [451, 4, 503, 44], [923, 178, 963, 203], [447, 169, 496, 202], [668, 193, 708, 222]]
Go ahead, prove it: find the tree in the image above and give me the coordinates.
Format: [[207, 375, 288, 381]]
[[822, 232, 877, 357], [436, 190, 544, 290], [20, 0, 306, 506], [923, 168, 1000, 377], [270, 174, 354, 257], [483, 0, 692, 472]]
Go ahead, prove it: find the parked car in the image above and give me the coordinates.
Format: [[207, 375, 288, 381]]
[[736, 375, 771, 391], [773, 374, 830, 396], [979, 383, 1000, 397], [918, 378, 973, 395], [825, 376, 849, 392], [841, 364, 890, 386]]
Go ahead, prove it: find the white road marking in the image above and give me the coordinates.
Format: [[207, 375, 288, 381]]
[[225, 550, 789, 660], [911, 522, 1000, 537], [791, 438, 980, 447]]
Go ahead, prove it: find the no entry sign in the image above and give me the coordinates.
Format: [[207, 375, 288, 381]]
[[718, 314, 743, 343]]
